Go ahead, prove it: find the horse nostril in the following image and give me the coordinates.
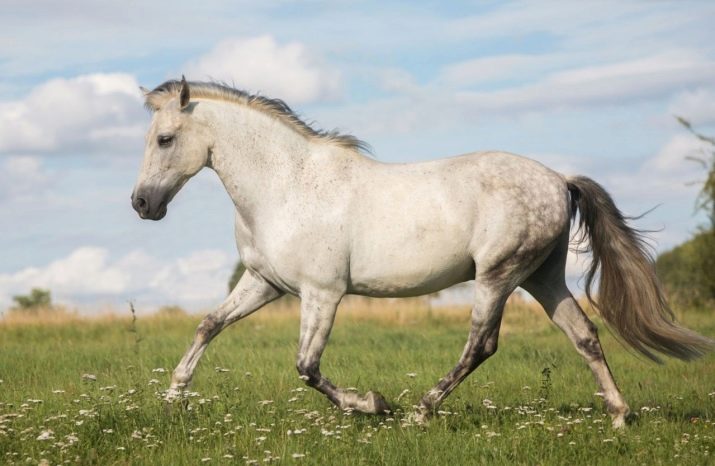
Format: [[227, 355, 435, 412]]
[[132, 196, 149, 215]]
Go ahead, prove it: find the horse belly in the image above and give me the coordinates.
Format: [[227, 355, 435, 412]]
[[347, 236, 474, 298]]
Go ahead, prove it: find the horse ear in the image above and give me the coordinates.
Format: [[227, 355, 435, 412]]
[[139, 86, 150, 96], [179, 75, 190, 109]]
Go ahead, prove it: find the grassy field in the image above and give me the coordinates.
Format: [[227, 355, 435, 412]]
[[1, 298, 714, 465]]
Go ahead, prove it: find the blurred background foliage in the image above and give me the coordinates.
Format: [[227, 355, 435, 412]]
[[656, 117, 715, 309]]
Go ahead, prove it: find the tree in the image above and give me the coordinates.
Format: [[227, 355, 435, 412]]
[[656, 117, 715, 307], [12, 288, 52, 311], [676, 116, 715, 229], [657, 231, 715, 307]]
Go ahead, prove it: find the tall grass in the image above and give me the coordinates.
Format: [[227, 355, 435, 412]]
[[1, 298, 713, 465]]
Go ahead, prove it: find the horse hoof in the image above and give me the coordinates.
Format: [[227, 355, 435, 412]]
[[164, 387, 183, 403], [611, 416, 625, 429], [365, 391, 390, 414], [405, 409, 430, 426], [164, 387, 190, 411], [609, 405, 631, 429]]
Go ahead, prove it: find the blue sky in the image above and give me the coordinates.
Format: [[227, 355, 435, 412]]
[[1, 1, 714, 311]]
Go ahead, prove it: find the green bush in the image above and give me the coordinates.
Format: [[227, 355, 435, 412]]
[[11, 288, 52, 311], [657, 230, 715, 307], [656, 118, 715, 309]]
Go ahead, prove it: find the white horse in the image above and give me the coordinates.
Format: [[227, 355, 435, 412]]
[[132, 77, 712, 428]]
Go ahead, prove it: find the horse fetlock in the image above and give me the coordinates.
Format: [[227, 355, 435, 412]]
[[363, 391, 390, 414], [170, 368, 192, 387], [606, 400, 630, 429], [338, 390, 390, 414], [407, 405, 433, 426], [164, 384, 186, 403]]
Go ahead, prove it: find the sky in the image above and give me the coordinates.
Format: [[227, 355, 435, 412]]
[[0, 1, 714, 313]]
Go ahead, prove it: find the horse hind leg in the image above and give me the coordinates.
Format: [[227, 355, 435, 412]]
[[414, 281, 509, 423], [522, 245, 630, 428], [296, 288, 390, 414]]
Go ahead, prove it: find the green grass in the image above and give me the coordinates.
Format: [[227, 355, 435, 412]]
[[1, 304, 714, 465]]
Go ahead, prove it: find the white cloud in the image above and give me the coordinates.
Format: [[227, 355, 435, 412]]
[[323, 49, 715, 143], [456, 51, 715, 115], [438, 54, 560, 88], [0, 156, 49, 200], [604, 131, 708, 207], [184, 35, 342, 104], [0, 73, 145, 154], [377, 68, 422, 95], [0, 248, 128, 302], [651, 133, 712, 176], [0, 247, 234, 312], [669, 88, 715, 126]]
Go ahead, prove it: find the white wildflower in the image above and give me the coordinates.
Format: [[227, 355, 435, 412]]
[[36, 430, 54, 441]]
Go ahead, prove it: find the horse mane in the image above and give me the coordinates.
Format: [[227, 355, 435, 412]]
[[145, 80, 371, 154]]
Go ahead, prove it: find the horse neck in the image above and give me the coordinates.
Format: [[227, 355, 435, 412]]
[[201, 101, 312, 210]]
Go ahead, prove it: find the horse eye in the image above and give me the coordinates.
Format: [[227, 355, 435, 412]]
[[157, 135, 174, 147]]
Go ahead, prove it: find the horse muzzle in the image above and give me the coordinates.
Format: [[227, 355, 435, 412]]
[[131, 188, 168, 221]]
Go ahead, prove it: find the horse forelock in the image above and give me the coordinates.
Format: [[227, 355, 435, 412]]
[[144, 80, 371, 154]]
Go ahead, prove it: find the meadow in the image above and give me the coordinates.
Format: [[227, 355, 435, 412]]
[[1, 297, 713, 465]]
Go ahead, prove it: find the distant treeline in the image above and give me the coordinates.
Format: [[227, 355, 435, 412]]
[[657, 230, 715, 308], [656, 117, 715, 309]]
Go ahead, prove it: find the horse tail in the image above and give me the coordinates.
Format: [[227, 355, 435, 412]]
[[566, 175, 713, 362]]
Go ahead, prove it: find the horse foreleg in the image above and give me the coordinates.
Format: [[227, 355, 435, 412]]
[[414, 285, 506, 423], [165, 270, 283, 401], [296, 289, 390, 414]]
